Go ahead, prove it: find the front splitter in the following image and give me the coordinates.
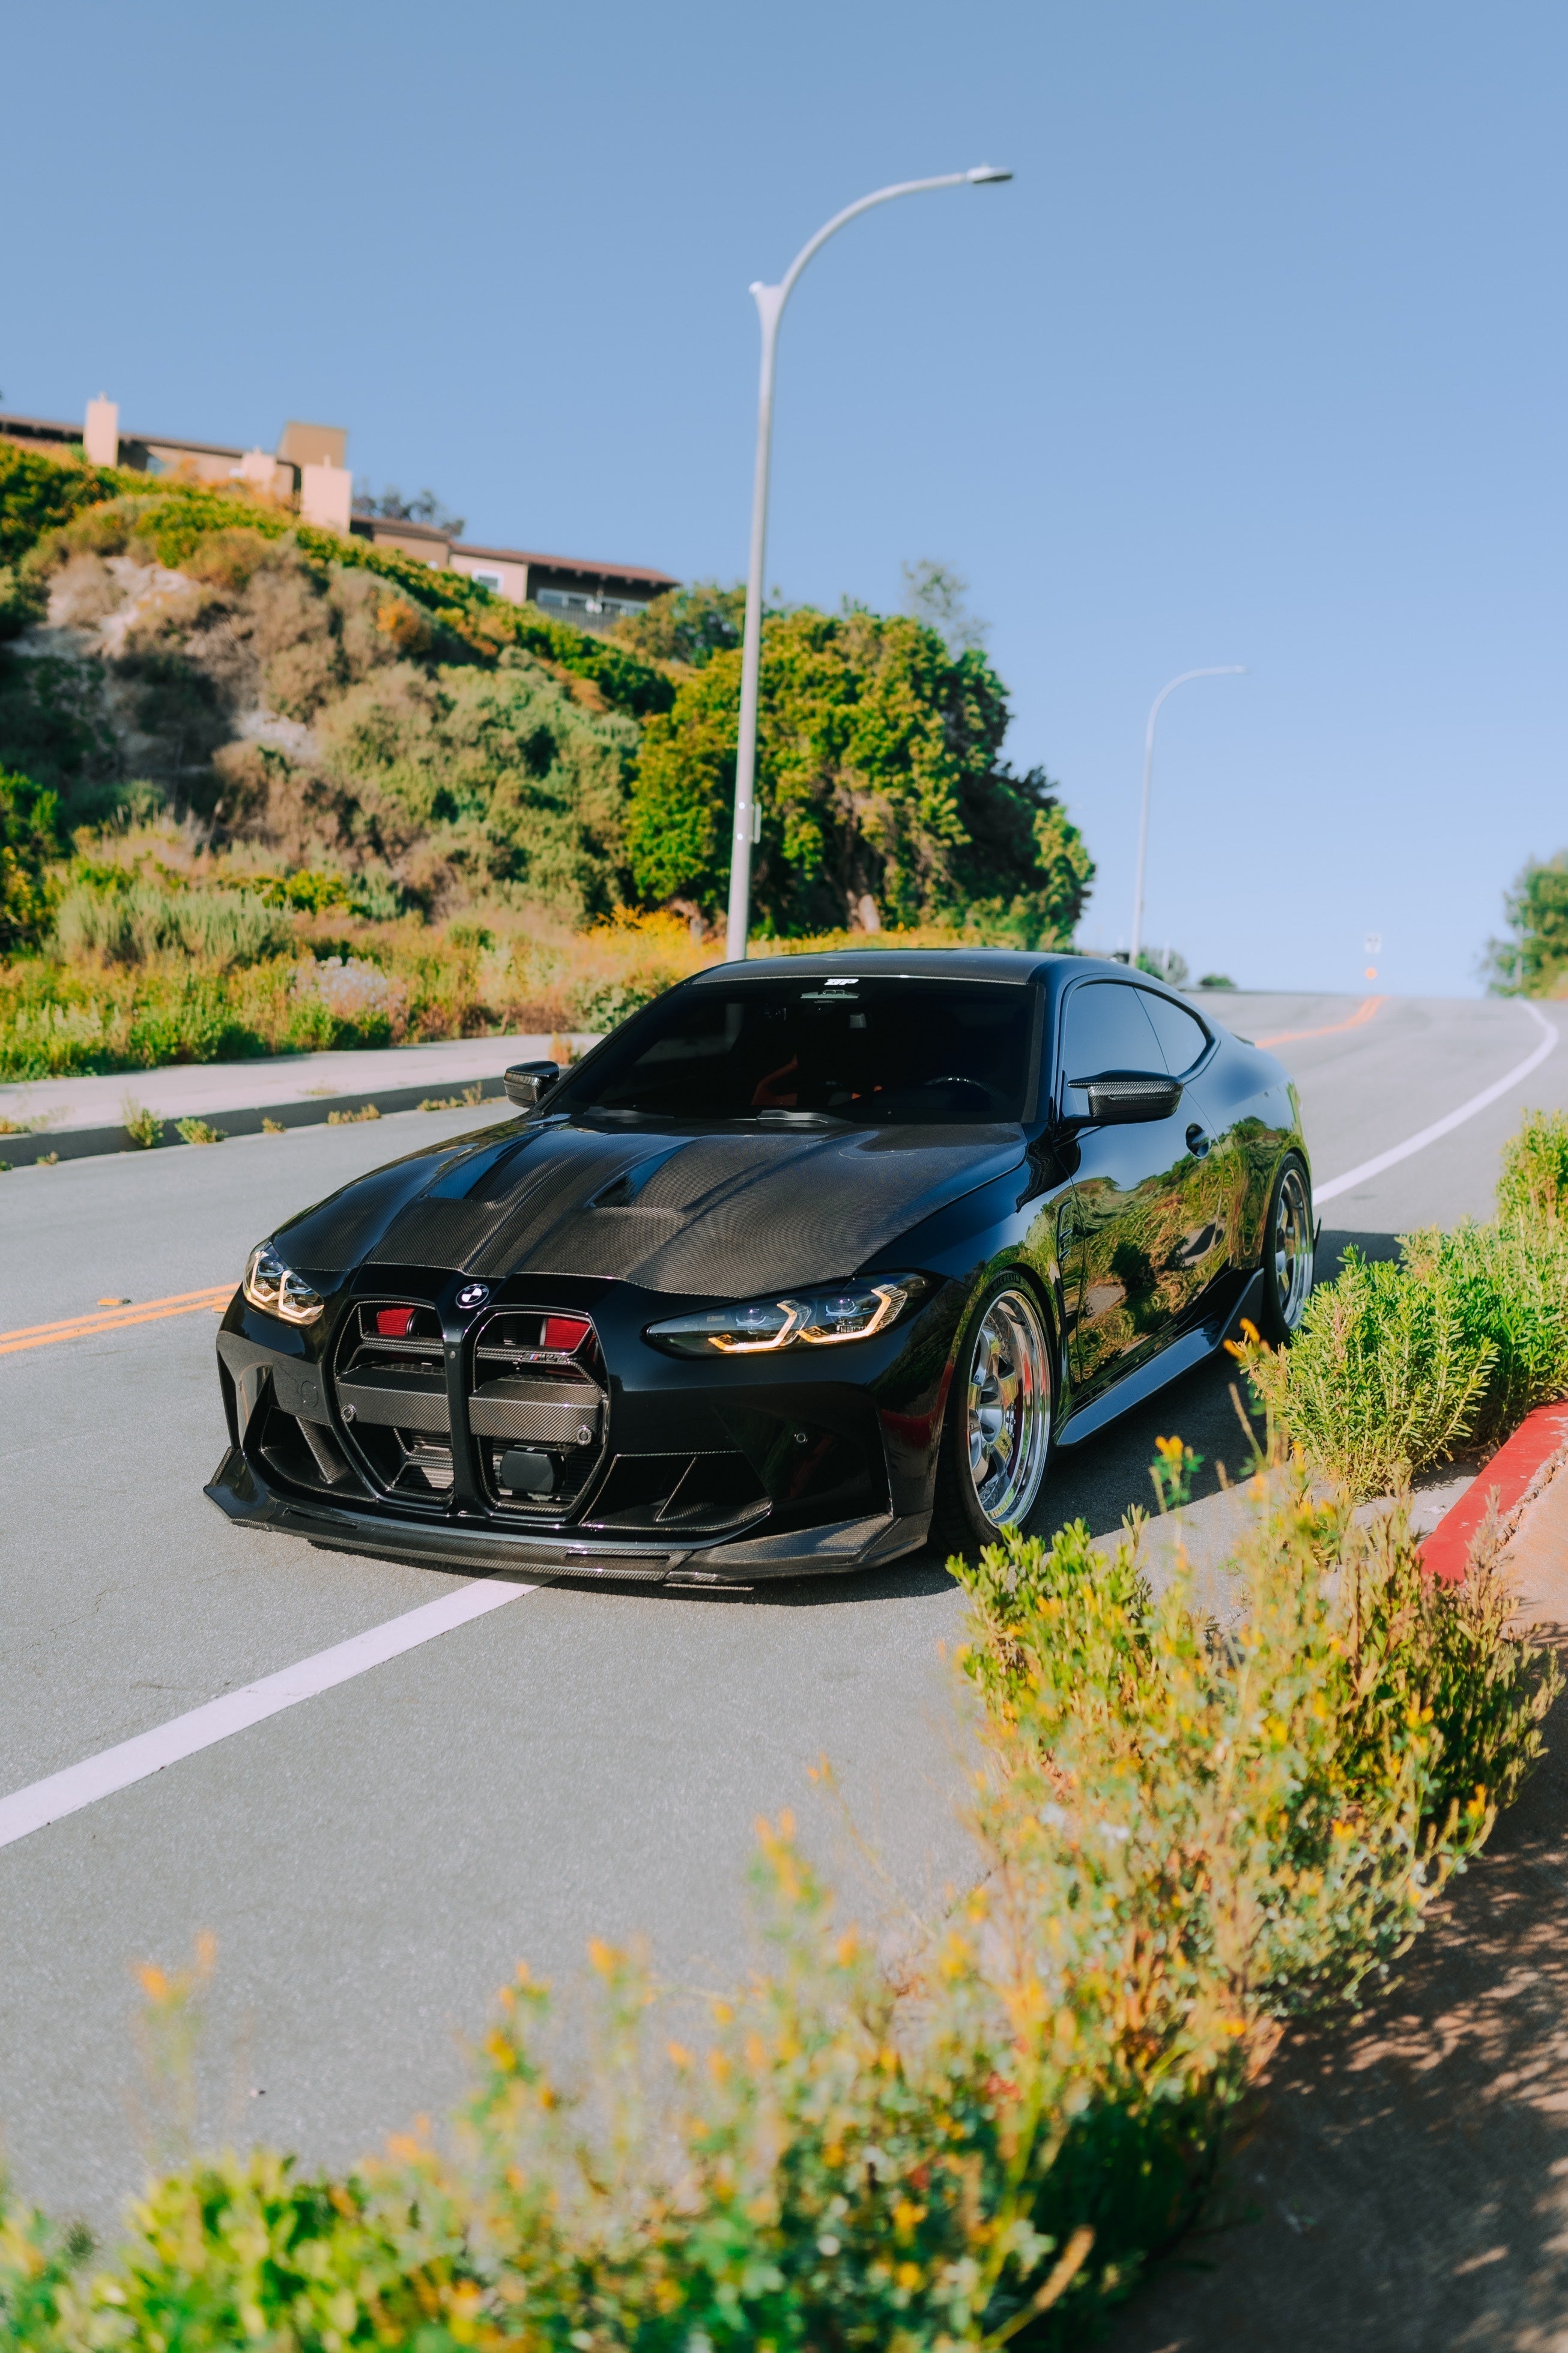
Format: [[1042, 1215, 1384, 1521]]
[[205, 1448, 929, 1584]]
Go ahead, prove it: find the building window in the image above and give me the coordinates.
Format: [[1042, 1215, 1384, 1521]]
[[536, 586, 649, 621], [537, 587, 601, 616], [470, 570, 503, 592]]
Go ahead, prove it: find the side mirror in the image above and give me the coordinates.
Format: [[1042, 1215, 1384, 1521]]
[[1067, 1070, 1182, 1126], [503, 1060, 563, 1109]]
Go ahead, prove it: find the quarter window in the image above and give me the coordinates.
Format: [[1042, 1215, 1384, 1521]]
[[1138, 989, 1210, 1076]]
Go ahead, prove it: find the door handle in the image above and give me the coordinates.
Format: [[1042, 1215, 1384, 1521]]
[[1185, 1123, 1211, 1158]]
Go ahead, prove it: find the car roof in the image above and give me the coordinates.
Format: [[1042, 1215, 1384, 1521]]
[[687, 947, 1086, 987]]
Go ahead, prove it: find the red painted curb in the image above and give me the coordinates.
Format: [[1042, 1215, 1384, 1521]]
[[1419, 1401, 1568, 1583]]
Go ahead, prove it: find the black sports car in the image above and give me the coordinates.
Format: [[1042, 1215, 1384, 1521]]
[[207, 950, 1314, 1582]]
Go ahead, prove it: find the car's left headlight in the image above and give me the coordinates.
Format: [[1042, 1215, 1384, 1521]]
[[243, 1240, 325, 1326], [646, 1275, 927, 1358]]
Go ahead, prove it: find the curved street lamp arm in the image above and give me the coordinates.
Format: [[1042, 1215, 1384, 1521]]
[[773, 172, 969, 313], [1143, 666, 1246, 756]]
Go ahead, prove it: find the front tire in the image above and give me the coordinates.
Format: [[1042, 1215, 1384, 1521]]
[[929, 1275, 1054, 1561], [1257, 1153, 1314, 1343]]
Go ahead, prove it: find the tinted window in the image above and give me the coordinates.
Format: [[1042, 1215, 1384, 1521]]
[[553, 977, 1035, 1125], [1059, 982, 1163, 1101], [1139, 989, 1210, 1076]]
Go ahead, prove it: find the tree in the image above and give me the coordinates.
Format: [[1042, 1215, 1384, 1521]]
[[901, 558, 987, 653], [353, 484, 467, 537], [0, 768, 61, 952], [610, 580, 749, 669], [1484, 854, 1568, 996], [1135, 947, 1190, 987], [626, 603, 1093, 941]]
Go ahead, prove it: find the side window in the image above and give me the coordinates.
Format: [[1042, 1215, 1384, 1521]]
[[1138, 989, 1210, 1076], [1058, 981, 1164, 1105]]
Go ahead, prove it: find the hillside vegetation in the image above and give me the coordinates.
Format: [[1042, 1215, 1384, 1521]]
[[0, 443, 1095, 1079]]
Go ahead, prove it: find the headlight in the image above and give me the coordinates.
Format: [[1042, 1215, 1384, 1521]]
[[646, 1275, 927, 1358], [243, 1241, 325, 1326]]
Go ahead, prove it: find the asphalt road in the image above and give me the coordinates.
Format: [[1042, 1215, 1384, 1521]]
[[2, 991, 1563, 2230]]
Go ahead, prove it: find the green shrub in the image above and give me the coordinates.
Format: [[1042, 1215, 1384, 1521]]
[[1497, 1105, 1568, 1221], [247, 865, 405, 920], [610, 577, 748, 667], [1238, 1246, 1495, 1497], [52, 878, 291, 969], [0, 440, 126, 566], [1243, 1125, 1568, 1493], [0, 768, 61, 952], [1407, 1216, 1568, 1447], [0, 562, 47, 642], [963, 1466, 1557, 1997], [120, 1095, 164, 1149]]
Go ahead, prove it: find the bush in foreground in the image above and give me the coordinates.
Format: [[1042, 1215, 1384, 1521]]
[[0, 1474, 1555, 2351]]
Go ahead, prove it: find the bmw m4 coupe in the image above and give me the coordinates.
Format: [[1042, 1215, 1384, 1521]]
[[207, 951, 1313, 1582]]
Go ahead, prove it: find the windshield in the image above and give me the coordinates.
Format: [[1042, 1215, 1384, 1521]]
[[552, 976, 1037, 1125]]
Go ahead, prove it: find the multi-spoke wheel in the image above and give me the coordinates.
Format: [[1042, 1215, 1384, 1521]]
[[931, 1277, 1054, 1558], [1258, 1155, 1315, 1342]]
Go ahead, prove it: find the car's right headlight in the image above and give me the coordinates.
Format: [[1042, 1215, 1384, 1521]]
[[243, 1240, 325, 1325], [645, 1275, 927, 1358]]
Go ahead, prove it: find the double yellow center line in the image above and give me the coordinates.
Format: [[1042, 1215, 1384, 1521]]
[[0, 1286, 234, 1357]]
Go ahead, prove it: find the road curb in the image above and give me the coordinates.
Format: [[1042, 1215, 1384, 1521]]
[[1419, 1402, 1568, 1583], [0, 1075, 515, 1167]]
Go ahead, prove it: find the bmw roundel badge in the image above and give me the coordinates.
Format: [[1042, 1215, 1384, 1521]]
[[455, 1282, 491, 1312]]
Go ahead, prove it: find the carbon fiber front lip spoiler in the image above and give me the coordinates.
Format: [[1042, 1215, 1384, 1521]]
[[204, 1448, 928, 1583]]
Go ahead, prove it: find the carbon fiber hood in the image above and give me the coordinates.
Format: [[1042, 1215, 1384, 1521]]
[[275, 1115, 1026, 1295]]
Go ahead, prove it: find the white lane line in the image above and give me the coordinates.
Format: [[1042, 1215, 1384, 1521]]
[[0, 1577, 535, 1853], [1316, 1004, 1558, 1205]]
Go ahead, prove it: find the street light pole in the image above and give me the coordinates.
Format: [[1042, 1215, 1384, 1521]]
[[724, 165, 1013, 964], [1128, 666, 1246, 968]]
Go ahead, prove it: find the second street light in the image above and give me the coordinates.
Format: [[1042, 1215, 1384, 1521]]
[[724, 165, 1014, 964], [1128, 665, 1246, 969]]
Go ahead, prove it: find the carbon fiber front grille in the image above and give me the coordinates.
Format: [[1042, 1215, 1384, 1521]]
[[468, 1307, 608, 1517], [333, 1301, 453, 1501]]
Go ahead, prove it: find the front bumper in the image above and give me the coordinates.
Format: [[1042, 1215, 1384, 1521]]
[[205, 1445, 929, 1584], [209, 1265, 957, 1583]]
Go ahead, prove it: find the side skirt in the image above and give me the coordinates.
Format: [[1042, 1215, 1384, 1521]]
[[1054, 1270, 1265, 1451]]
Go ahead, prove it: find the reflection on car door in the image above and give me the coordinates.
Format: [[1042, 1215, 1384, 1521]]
[[1138, 987, 1237, 1322], [1058, 979, 1209, 1401]]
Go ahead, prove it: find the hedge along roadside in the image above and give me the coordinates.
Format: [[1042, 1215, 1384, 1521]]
[[1235, 1107, 1568, 1500], [1, 1465, 1558, 2353]]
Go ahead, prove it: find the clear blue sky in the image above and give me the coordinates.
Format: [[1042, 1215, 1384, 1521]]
[[4, 0, 1562, 996]]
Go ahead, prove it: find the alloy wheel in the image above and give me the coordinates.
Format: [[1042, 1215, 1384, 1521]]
[[965, 1285, 1052, 1529], [1271, 1165, 1314, 1331]]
